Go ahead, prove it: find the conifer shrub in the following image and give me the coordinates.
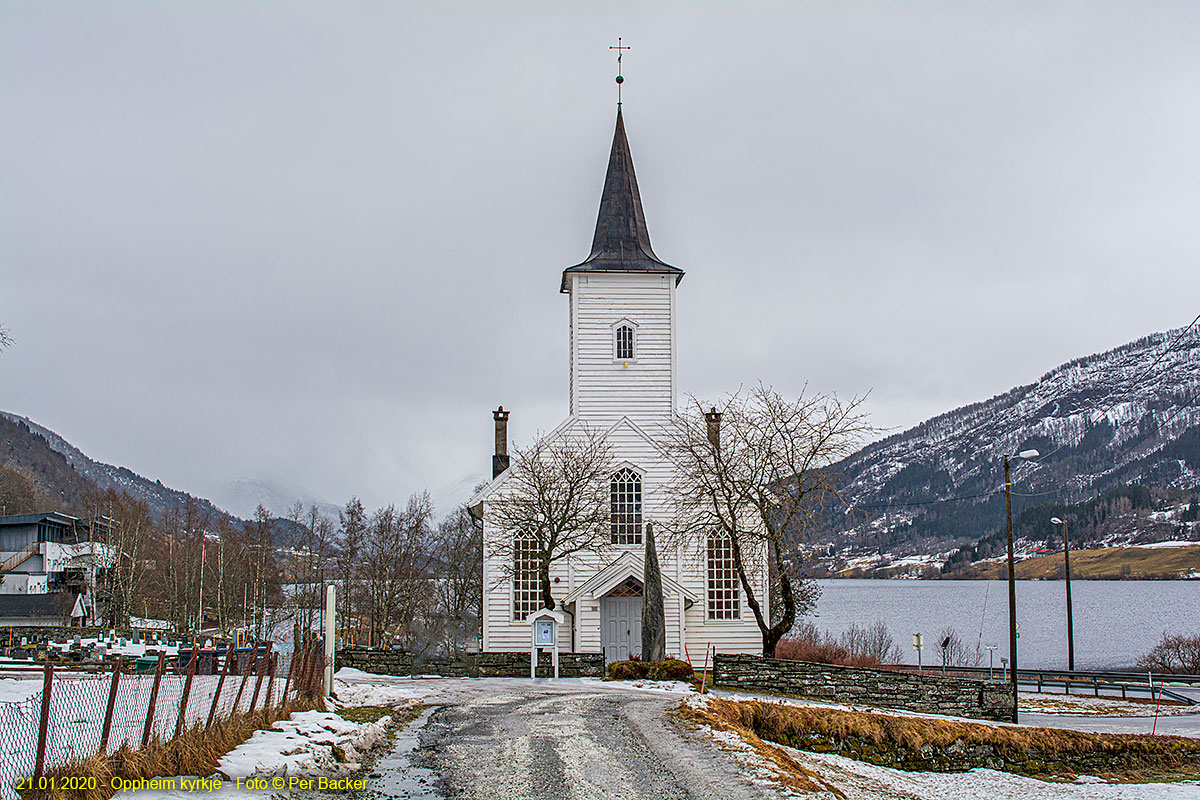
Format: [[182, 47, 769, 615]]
[[646, 658, 695, 681]]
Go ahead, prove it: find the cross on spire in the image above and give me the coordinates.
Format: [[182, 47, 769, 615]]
[[610, 37, 630, 104]]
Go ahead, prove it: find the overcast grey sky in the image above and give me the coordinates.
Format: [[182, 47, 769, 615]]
[[3, 2, 1199, 515]]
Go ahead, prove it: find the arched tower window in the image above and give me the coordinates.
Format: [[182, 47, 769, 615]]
[[512, 534, 540, 621], [612, 320, 637, 362], [707, 532, 740, 620], [610, 467, 643, 545]]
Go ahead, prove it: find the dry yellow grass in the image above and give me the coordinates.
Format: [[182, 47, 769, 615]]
[[976, 545, 1200, 580], [25, 698, 324, 800], [687, 697, 1200, 781]]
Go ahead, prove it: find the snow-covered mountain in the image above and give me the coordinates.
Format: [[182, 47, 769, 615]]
[[212, 477, 341, 521], [809, 324, 1200, 571], [1, 411, 235, 522]]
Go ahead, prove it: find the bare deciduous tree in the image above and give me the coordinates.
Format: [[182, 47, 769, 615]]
[[666, 385, 874, 657], [484, 428, 612, 611], [434, 504, 484, 655], [361, 492, 435, 648]]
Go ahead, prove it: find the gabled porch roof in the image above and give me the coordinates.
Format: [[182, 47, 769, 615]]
[[561, 550, 698, 607]]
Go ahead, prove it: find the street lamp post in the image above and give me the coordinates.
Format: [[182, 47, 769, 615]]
[[1051, 516, 1075, 672], [1004, 449, 1039, 724]]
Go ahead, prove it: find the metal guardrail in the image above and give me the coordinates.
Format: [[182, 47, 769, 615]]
[[884, 664, 1198, 705]]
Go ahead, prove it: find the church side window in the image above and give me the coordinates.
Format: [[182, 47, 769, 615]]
[[615, 324, 635, 361], [512, 535, 541, 621], [610, 468, 642, 545], [707, 532, 740, 620]]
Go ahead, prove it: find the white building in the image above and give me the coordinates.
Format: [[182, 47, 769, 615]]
[[470, 108, 766, 662], [0, 512, 116, 626]]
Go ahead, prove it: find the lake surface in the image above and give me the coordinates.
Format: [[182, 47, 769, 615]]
[[809, 579, 1200, 671]]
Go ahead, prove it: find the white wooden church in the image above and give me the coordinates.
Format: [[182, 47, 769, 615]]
[[470, 107, 766, 662]]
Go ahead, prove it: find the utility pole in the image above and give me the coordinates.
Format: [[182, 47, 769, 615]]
[[1051, 516, 1075, 672], [1004, 449, 1039, 725]]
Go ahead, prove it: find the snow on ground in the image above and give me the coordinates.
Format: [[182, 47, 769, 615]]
[[1133, 541, 1200, 549], [1020, 690, 1200, 717], [788, 747, 1200, 799], [0, 678, 41, 703], [112, 709, 392, 800], [332, 667, 692, 708], [215, 710, 391, 778]]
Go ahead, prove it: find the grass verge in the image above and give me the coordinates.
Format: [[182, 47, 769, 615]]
[[25, 698, 325, 800], [683, 697, 1200, 783]]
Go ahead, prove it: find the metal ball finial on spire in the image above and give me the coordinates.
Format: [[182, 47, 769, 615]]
[[610, 37, 630, 104]]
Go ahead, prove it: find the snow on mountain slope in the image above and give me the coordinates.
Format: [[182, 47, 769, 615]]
[[812, 324, 1200, 566]]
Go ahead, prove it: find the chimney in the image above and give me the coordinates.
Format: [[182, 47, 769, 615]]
[[492, 406, 511, 478], [705, 407, 721, 450]]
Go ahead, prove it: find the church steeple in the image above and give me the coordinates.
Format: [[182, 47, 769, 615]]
[[561, 108, 684, 292]]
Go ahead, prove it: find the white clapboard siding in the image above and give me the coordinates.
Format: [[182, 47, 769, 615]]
[[569, 272, 675, 421], [481, 266, 767, 659]]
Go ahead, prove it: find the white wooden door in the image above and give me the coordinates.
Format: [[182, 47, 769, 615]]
[[600, 596, 643, 662]]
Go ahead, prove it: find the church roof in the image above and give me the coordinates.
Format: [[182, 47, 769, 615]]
[[561, 108, 684, 292]]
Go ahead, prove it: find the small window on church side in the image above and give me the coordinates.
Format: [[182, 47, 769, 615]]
[[610, 467, 643, 545], [615, 324, 634, 361], [707, 532, 740, 620], [512, 535, 541, 621]]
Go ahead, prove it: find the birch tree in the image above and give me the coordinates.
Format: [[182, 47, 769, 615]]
[[666, 385, 873, 657], [484, 429, 612, 611]]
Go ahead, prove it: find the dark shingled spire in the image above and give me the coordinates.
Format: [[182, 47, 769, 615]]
[[561, 108, 684, 292]]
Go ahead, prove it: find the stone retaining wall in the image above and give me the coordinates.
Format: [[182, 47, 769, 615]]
[[336, 648, 605, 679], [713, 653, 1014, 722]]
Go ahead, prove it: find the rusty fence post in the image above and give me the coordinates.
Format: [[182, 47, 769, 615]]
[[174, 648, 199, 739], [141, 651, 167, 748], [231, 651, 253, 716], [248, 643, 273, 714], [32, 663, 54, 780], [98, 661, 122, 755], [206, 648, 233, 728]]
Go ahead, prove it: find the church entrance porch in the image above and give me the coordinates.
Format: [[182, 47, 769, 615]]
[[600, 576, 642, 662]]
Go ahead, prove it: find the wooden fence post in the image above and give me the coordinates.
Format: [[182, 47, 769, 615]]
[[230, 651, 254, 715], [206, 649, 233, 728], [141, 651, 166, 748], [174, 648, 199, 739], [265, 653, 278, 711], [280, 650, 295, 706], [296, 647, 311, 700], [98, 661, 122, 754], [32, 663, 54, 780], [248, 643, 273, 714]]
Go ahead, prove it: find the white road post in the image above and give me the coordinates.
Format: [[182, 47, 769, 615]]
[[324, 584, 336, 697]]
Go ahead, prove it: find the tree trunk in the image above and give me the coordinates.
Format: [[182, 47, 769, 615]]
[[540, 557, 556, 611], [641, 523, 665, 661]]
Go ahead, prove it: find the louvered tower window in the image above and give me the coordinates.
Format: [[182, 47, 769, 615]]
[[610, 468, 643, 545], [707, 532, 740, 620]]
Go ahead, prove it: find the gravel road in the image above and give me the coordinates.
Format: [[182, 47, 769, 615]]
[[370, 682, 784, 800]]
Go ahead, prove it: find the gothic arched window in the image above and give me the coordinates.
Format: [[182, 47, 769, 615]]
[[610, 467, 643, 545], [707, 532, 740, 620]]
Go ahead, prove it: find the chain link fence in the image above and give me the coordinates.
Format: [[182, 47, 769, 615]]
[[0, 646, 327, 800]]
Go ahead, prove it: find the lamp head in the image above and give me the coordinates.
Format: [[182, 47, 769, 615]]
[[1050, 517, 1063, 525], [1017, 449, 1040, 459]]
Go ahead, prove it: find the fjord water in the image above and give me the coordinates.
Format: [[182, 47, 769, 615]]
[[813, 579, 1200, 670]]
